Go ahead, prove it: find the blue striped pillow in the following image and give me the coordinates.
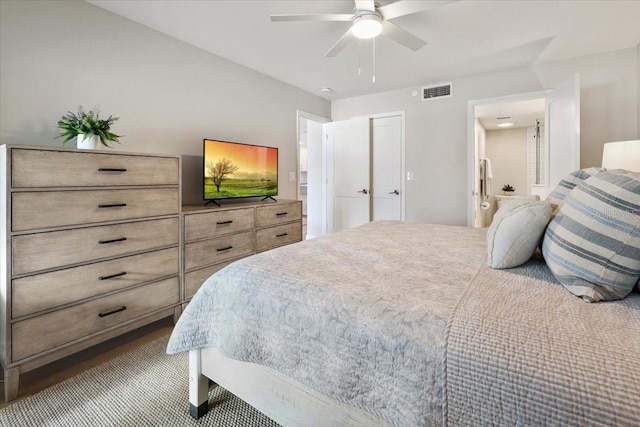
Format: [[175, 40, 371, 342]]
[[542, 169, 640, 302], [545, 167, 605, 213]]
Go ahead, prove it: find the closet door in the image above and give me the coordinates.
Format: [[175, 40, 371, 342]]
[[371, 115, 403, 221], [326, 117, 370, 232]]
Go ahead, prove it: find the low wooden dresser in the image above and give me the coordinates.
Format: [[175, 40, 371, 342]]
[[182, 200, 303, 302], [0, 145, 182, 401]]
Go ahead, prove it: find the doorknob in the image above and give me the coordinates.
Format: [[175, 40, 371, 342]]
[[357, 189, 368, 194], [388, 190, 399, 195]]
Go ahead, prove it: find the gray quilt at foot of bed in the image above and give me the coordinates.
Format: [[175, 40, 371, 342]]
[[168, 221, 487, 427]]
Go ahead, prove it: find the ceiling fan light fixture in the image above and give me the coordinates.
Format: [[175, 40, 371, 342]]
[[496, 122, 515, 128], [352, 13, 382, 39]]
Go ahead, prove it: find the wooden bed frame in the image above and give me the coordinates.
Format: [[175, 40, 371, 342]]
[[188, 347, 391, 426]]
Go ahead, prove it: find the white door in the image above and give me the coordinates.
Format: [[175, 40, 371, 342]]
[[326, 117, 371, 232], [371, 116, 403, 221], [305, 119, 326, 238], [545, 73, 580, 193]]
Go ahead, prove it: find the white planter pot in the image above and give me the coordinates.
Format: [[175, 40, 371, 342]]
[[77, 134, 100, 150]]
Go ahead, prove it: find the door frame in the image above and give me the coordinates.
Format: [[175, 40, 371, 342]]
[[296, 110, 330, 237], [466, 90, 548, 227]]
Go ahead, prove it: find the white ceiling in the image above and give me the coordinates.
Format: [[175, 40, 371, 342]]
[[87, 0, 640, 101], [476, 98, 545, 130]]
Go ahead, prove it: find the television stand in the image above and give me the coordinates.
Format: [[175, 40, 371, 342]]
[[262, 196, 277, 202], [204, 200, 221, 207]]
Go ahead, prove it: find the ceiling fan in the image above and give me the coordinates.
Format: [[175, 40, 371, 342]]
[[270, 0, 431, 57]]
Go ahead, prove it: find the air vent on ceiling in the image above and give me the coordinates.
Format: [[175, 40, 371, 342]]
[[422, 83, 452, 101]]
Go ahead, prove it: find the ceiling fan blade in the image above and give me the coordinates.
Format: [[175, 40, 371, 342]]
[[354, 0, 375, 12], [381, 21, 427, 51], [270, 14, 353, 22], [378, 0, 431, 20], [325, 28, 354, 57]]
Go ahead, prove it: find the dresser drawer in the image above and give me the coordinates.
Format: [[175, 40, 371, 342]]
[[184, 207, 254, 242], [184, 260, 236, 300], [11, 277, 179, 361], [11, 149, 179, 188], [256, 202, 302, 227], [12, 247, 179, 318], [12, 188, 179, 232], [184, 231, 255, 271], [256, 222, 302, 252], [12, 218, 179, 275]]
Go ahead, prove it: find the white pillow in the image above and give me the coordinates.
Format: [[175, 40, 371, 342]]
[[487, 201, 551, 269]]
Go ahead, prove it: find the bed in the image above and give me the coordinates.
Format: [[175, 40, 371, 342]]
[[168, 170, 640, 426]]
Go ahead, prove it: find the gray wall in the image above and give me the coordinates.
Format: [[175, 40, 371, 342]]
[[0, 0, 330, 205], [1, 1, 637, 224], [333, 48, 639, 225]]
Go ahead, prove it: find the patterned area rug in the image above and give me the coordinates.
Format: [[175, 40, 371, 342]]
[[0, 336, 280, 426]]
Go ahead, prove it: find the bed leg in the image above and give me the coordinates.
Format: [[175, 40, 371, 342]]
[[188, 349, 209, 419]]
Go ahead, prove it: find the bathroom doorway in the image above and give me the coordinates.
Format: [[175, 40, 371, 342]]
[[472, 96, 545, 227], [467, 73, 581, 227]]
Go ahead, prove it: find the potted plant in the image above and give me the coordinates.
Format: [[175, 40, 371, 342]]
[[502, 184, 515, 195], [56, 105, 122, 149]]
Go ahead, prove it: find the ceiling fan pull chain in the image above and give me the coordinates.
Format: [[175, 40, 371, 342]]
[[372, 37, 376, 84], [358, 39, 362, 76]]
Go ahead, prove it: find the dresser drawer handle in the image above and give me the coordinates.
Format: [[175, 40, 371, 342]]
[[98, 306, 127, 318], [217, 246, 233, 252], [276, 233, 288, 238], [98, 168, 127, 172], [216, 220, 233, 225], [98, 203, 127, 208], [99, 237, 127, 244], [276, 212, 288, 216], [99, 271, 127, 280]]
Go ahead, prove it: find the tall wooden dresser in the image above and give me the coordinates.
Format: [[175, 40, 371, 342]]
[[0, 145, 182, 401]]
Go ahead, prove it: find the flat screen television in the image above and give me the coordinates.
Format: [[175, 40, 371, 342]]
[[203, 139, 278, 205]]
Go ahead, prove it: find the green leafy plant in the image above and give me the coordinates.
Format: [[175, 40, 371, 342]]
[[56, 105, 122, 147], [502, 184, 515, 192]]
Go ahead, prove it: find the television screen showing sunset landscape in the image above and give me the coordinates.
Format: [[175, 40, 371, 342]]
[[203, 139, 278, 200]]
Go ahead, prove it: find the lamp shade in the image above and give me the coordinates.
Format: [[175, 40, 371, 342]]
[[601, 140, 640, 172]]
